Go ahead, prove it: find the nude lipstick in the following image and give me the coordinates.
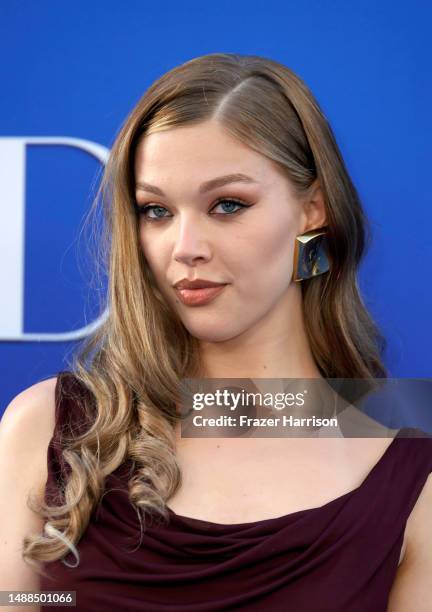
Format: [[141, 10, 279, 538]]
[[173, 279, 228, 307]]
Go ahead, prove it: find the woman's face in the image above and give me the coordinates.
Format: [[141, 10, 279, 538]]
[[134, 119, 321, 343]]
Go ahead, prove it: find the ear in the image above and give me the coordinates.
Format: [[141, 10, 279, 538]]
[[300, 180, 327, 233]]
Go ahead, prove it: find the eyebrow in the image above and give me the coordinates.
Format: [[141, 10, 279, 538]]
[[135, 173, 258, 196]]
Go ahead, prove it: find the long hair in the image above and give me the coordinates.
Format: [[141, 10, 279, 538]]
[[23, 52, 388, 571]]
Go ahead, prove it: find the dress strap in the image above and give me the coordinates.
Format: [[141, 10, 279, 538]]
[[385, 427, 432, 524], [44, 371, 93, 506]]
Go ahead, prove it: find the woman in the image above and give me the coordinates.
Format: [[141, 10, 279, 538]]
[[1, 52, 432, 611]]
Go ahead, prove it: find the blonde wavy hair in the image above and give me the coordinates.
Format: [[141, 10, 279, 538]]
[[23, 52, 388, 573]]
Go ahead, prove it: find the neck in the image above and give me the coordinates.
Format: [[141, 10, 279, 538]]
[[197, 283, 322, 380]]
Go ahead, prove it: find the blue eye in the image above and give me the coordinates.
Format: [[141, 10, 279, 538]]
[[135, 198, 250, 221], [137, 205, 169, 220], [212, 198, 249, 215]]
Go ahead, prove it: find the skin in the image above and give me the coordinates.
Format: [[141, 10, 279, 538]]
[[133, 117, 356, 511], [134, 119, 327, 381], [133, 121, 432, 601], [133, 119, 390, 446]]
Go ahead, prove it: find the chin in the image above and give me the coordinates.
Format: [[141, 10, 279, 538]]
[[180, 319, 240, 343]]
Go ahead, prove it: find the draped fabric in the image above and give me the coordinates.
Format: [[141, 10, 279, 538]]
[[40, 372, 432, 611]]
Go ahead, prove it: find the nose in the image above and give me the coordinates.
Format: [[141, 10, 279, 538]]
[[172, 214, 212, 266]]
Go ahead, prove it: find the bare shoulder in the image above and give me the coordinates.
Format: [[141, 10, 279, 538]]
[[1, 376, 58, 435], [0, 376, 59, 594], [0, 377, 58, 494], [388, 471, 432, 610]]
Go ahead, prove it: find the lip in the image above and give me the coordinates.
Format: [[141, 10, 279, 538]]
[[175, 285, 227, 306], [174, 278, 227, 290]]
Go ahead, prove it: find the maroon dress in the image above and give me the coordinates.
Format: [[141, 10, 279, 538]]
[[39, 371, 432, 611]]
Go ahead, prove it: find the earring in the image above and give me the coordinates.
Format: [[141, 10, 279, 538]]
[[292, 228, 330, 282]]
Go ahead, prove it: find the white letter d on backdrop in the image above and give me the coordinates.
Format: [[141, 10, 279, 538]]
[[0, 137, 109, 342]]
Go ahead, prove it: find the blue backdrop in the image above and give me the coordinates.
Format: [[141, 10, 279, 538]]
[[1, 1, 431, 417]]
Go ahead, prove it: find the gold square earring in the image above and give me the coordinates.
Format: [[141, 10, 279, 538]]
[[292, 228, 331, 282]]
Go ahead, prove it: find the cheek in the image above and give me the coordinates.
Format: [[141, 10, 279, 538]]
[[242, 221, 297, 285], [139, 233, 166, 284]]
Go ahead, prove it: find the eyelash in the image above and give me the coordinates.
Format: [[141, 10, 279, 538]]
[[135, 198, 251, 221]]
